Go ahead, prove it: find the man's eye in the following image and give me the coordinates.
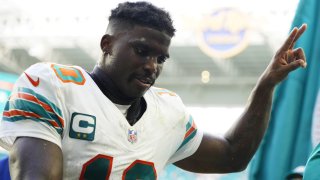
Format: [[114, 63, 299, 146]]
[[134, 47, 148, 57], [157, 56, 167, 64]]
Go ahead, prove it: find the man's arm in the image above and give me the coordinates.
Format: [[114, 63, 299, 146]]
[[175, 81, 274, 173], [9, 137, 63, 180], [175, 24, 307, 173]]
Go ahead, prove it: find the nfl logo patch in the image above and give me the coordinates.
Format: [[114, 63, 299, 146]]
[[128, 129, 138, 144]]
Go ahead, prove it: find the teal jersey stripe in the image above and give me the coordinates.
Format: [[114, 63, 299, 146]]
[[186, 116, 193, 130], [9, 93, 60, 120], [6, 98, 63, 129], [6, 99, 61, 124], [3, 115, 63, 135], [4, 99, 63, 135], [4, 100, 9, 111], [17, 87, 62, 117], [176, 116, 197, 151], [177, 130, 197, 151]]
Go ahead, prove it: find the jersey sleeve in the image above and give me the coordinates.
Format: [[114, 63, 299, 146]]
[[167, 111, 203, 164], [0, 63, 66, 150]]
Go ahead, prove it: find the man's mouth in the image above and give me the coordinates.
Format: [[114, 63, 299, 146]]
[[134, 76, 154, 87]]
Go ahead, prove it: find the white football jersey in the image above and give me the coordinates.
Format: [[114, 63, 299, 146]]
[[0, 63, 203, 180]]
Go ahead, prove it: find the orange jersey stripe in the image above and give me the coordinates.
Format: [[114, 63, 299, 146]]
[[11, 93, 54, 113], [4, 109, 41, 119], [184, 121, 197, 139], [58, 116, 65, 127], [10, 92, 65, 128], [47, 119, 60, 128], [4, 110, 60, 128]]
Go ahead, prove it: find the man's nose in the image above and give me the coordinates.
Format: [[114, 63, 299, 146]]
[[143, 56, 158, 74]]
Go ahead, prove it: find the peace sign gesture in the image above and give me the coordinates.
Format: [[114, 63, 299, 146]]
[[261, 24, 307, 86]]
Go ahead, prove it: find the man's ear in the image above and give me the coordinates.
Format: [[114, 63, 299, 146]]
[[100, 34, 113, 53]]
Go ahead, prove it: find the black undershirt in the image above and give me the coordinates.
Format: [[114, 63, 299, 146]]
[[89, 66, 146, 126]]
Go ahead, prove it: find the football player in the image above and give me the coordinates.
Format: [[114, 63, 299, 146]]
[[0, 1, 307, 179]]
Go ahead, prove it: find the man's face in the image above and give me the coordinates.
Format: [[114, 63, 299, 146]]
[[102, 25, 171, 99]]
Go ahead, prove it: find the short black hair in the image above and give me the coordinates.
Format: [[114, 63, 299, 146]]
[[109, 1, 175, 37]]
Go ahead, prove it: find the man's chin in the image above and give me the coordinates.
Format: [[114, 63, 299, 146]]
[[128, 87, 150, 99]]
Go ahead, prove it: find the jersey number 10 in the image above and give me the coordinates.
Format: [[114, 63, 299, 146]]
[[80, 154, 157, 180]]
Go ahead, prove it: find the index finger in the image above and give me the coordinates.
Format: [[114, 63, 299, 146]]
[[289, 24, 307, 49], [279, 27, 298, 53]]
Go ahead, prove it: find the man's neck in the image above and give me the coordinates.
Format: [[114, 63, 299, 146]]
[[89, 65, 146, 125], [90, 65, 138, 105]]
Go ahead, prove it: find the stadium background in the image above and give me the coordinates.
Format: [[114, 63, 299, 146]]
[[0, 0, 301, 179]]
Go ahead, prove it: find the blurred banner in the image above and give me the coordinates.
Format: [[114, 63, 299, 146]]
[[249, 0, 320, 179], [197, 8, 249, 59]]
